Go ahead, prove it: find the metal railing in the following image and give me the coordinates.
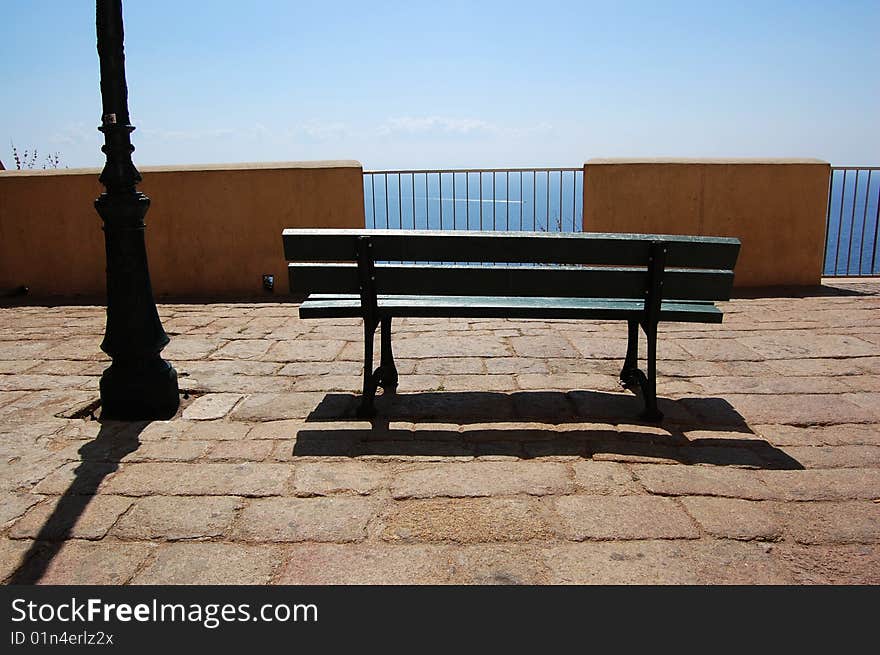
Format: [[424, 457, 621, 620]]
[[364, 165, 879, 275], [824, 167, 880, 277], [363, 168, 583, 233]]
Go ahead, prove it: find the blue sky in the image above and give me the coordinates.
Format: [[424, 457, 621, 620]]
[[1, 0, 877, 169]]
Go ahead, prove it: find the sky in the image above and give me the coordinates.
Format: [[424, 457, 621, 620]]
[[1, 0, 878, 170]]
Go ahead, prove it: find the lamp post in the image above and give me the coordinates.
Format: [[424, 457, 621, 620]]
[[95, 0, 179, 419]]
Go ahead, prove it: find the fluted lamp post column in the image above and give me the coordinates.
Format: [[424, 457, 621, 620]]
[[95, 0, 179, 419]]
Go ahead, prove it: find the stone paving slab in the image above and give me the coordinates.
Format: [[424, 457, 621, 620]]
[[103, 462, 293, 497], [130, 543, 282, 585], [381, 498, 553, 543], [277, 543, 456, 584], [544, 540, 794, 584], [1, 280, 879, 584], [112, 496, 243, 540], [390, 461, 572, 499], [16, 540, 157, 585], [772, 544, 880, 584], [233, 496, 379, 542], [10, 495, 134, 540]]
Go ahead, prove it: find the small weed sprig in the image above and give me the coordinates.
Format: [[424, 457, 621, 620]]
[[10, 142, 63, 169]]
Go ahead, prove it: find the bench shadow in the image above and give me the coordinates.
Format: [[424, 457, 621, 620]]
[[296, 390, 802, 470], [732, 283, 875, 298], [7, 421, 146, 585], [307, 389, 752, 430]]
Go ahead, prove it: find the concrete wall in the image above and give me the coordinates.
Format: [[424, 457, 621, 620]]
[[583, 158, 831, 287], [0, 161, 365, 297], [1, 157, 832, 296]]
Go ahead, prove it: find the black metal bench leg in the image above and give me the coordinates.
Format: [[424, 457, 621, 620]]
[[620, 319, 639, 386], [641, 323, 664, 422], [356, 319, 379, 418], [378, 316, 398, 392]]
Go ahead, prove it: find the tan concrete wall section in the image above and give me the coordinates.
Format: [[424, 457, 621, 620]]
[[0, 161, 365, 297], [583, 158, 831, 287]]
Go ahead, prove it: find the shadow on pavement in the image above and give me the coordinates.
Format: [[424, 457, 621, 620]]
[[732, 283, 876, 299], [7, 421, 146, 585], [307, 389, 753, 430], [297, 390, 802, 470]]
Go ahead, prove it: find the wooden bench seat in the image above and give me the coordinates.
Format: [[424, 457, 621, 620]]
[[300, 294, 723, 323], [283, 229, 741, 421]]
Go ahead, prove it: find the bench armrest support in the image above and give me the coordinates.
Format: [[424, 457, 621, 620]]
[[644, 241, 667, 324], [356, 236, 378, 324]]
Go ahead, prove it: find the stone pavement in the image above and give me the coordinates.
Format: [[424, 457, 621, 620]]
[[1, 280, 878, 584]]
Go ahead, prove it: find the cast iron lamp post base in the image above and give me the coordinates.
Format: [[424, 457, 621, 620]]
[[95, 185, 180, 421], [94, 181, 180, 421], [99, 359, 179, 421]]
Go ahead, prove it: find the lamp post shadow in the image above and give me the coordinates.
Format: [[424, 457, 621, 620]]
[[7, 421, 146, 585]]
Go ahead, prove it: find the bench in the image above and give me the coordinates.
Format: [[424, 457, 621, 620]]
[[282, 229, 740, 421]]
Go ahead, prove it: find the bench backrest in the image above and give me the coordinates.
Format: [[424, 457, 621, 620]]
[[283, 229, 740, 302]]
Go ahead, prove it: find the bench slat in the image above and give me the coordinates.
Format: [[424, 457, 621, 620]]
[[282, 229, 740, 270], [289, 263, 734, 302], [299, 294, 723, 323]]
